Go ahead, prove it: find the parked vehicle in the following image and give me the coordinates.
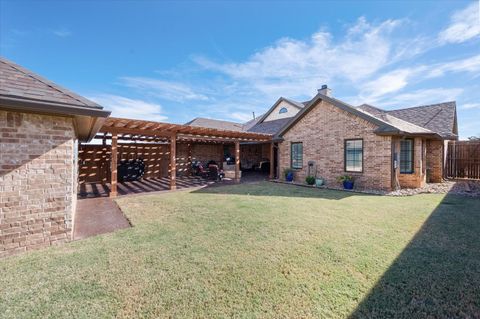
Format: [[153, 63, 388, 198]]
[[118, 158, 145, 182], [192, 160, 225, 181]]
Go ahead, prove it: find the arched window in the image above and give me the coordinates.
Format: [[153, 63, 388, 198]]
[[279, 107, 288, 114]]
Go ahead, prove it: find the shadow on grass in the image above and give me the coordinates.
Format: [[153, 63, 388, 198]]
[[349, 192, 480, 318], [193, 181, 358, 200]]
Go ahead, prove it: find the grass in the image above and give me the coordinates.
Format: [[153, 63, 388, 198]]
[[1, 182, 479, 318]]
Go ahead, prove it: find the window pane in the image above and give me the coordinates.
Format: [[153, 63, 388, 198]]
[[400, 139, 414, 173], [345, 139, 363, 172], [291, 142, 303, 169]]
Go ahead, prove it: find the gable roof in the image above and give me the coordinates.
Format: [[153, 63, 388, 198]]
[[0, 57, 110, 141], [243, 114, 263, 131], [277, 93, 443, 140], [185, 117, 245, 132], [248, 118, 292, 135], [386, 102, 457, 139], [0, 57, 103, 110], [255, 97, 304, 124]]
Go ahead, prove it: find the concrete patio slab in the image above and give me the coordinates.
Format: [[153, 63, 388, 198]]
[[73, 197, 131, 240]]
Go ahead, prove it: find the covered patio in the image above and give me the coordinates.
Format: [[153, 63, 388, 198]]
[[78, 117, 273, 198]]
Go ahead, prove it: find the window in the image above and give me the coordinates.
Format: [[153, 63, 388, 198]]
[[400, 139, 414, 173], [344, 139, 363, 172], [279, 107, 288, 114], [291, 142, 303, 169]]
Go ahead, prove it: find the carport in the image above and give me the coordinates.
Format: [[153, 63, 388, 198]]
[[78, 117, 273, 197]]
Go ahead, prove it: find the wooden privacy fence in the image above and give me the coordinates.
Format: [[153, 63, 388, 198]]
[[446, 141, 480, 179]]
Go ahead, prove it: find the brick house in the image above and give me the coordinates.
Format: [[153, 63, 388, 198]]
[[0, 57, 458, 257], [190, 85, 458, 191], [0, 58, 110, 257]]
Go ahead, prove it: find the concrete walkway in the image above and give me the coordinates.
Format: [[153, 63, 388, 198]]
[[73, 197, 131, 240]]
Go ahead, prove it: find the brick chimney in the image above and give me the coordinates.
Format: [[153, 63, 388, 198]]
[[318, 84, 332, 97]]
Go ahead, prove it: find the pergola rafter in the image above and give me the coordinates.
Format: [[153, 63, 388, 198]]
[[98, 117, 273, 196]]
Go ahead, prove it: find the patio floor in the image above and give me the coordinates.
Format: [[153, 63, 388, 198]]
[[78, 171, 269, 199], [78, 176, 211, 199], [73, 197, 131, 240]]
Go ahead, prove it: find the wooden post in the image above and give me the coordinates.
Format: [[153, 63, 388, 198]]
[[269, 142, 274, 179], [187, 143, 192, 176], [170, 133, 177, 190], [235, 140, 240, 183], [110, 133, 118, 197]]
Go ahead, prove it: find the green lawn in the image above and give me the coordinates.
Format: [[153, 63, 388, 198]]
[[1, 182, 479, 318]]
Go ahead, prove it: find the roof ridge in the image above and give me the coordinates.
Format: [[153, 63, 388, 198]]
[[387, 101, 455, 112], [358, 107, 433, 133], [422, 108, 445, 128], [0, 57, 100, 108], [282, 97, 304, 109], [358, 103, 387, 112]]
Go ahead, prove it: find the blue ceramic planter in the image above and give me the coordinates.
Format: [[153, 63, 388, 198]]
[[286, 172, 294, 182], [343, 180, 354, 190]]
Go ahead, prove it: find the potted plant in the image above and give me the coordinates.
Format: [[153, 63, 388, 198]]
[[315, 176, 324, 187], [284, 168, 294, 182], [306, 176, 315, 185], [337, 175, 354, 190]]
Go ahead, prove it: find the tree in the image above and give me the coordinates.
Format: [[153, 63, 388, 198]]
[[468, 135, 480, 141]]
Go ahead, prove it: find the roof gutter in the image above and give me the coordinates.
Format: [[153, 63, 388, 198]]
[[375, 130, 443, 140], [0, 95, 111, 142]]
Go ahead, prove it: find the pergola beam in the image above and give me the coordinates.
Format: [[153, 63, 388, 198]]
[[101, 117, 272, 142]]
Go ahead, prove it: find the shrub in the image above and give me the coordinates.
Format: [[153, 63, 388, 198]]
[[337, 175, 354, 183], [306, 176, 315, 185]]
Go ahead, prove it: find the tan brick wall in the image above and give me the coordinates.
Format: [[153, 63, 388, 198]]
[[278, 101, 392, 190], [191, 144, 224, 167], [426, 140, 444, 183], [239, 143, 270, 169], [0, 110, 76, 257]]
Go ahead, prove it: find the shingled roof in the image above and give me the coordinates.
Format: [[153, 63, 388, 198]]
[[185, 117, 245, 132], [248, 118, 292, 135], [357, 102, 457, 139], [386, 102, 458, 139], [277, 93, 458, 140], [0, 57, 102, 109], [0, 57, 110, 141]]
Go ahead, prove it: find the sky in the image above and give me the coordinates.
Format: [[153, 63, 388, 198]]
[[1, 0, 479, 139]]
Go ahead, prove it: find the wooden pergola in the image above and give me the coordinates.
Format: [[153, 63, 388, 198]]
[[98, 117, 273, 197]]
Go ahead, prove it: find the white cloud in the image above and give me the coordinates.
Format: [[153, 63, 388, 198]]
[[109, 12, 479, 129], [359, 54, 480, 102], [427, 54, 480, 78], [230, 112, 255, 122], [438, 2, 480, 44], [462, 102, 480, 109], [89, 94, 168, 121], [120, 77, 209, 102], [359, 68, 422, 101], [52, 28, 72, 37], [194, 17, 407, 99]]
